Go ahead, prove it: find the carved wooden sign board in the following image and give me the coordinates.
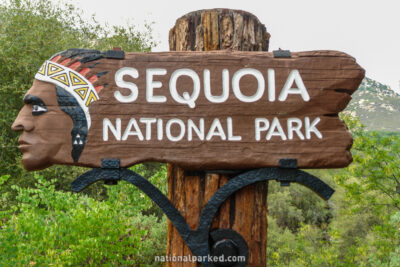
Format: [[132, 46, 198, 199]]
[[12, 49, 364, 171]]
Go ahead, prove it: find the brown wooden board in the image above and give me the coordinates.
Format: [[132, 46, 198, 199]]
[[12, 49, 364, 171]]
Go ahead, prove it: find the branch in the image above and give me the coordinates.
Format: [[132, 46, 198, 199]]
[[374, 203, 400, 211], [392, 174, 400, 187], [374, 181, 399, 209], [377, 161, 400, 188]]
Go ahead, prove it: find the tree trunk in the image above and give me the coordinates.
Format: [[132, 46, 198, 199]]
[[167, 9, 271, 266]]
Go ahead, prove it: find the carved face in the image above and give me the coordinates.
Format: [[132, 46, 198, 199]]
[[11, 79, 73, 170]]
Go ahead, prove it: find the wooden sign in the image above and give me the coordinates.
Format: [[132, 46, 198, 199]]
[[12, 49, 364, 171]]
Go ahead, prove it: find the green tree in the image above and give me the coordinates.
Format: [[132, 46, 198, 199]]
[[267, 115, 400, 265], [0, 0, 156, 204], [335, 114, 400, 212], [333, 114, 400, 264]]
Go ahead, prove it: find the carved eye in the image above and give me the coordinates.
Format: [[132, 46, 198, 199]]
[[32, 104, 48, 115]]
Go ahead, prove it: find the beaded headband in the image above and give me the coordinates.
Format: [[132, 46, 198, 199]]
[[34, 60, 100, 128]]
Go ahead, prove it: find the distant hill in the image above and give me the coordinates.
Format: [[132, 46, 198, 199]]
[[344, 77, 400, 132]]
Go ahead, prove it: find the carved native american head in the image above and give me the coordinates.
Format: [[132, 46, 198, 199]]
[[12, 49, 111, 170]]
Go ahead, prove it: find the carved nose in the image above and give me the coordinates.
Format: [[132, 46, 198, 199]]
[[11, 110, 34, 132], [11, 121, 23, 131]]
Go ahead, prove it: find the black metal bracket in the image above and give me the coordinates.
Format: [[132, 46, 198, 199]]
[[104, 50, 125, 59], [273, 49, 291, 58], [71, 159, 334, 266]]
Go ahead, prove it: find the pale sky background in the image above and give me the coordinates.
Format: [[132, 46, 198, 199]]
[[65, 0, 399, 93]]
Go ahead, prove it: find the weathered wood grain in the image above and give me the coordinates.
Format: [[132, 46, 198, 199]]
[[22, 49, 364, 170], [166, 9, 271, 267], [169, 9, 270, 52], [37, 49, 364, 170]]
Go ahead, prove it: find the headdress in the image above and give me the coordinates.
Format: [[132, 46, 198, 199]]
[[33, 48, 124, 162], [34, 49, 110, 128]]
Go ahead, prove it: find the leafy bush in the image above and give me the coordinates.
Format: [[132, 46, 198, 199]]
[[267, 115, 400, 266], [0, 167, 167, 266]]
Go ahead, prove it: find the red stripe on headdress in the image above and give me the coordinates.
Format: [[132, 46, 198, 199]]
[[79, 68, 91, 76], [68, 61, 81, 70], [88, 75, 98, 83], [60, 58, 71, 66], [51, 55, 62, 62]]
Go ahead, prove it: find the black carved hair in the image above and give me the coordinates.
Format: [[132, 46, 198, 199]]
[[55, 86, 88, 162]]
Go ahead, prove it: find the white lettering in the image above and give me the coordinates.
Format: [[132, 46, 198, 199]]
[[104, 117, 321, 143], [227, 117, 242, 141], [122, 118, 144, 141], [169, 69, 200, 108], [204, 69, 229, 103], [287, 118, 305, 140], [188, 119, 204, 141], [206, 118, 226, 140], [305, 117, 322, 139], [114, 67, 311, 106], [146, 68, 167, 103], [268, 69, 276, 102], [166, 119, 186, 141], [266, 117, 287, 140], [279, 69, 310, 101], [232, 68, 265, 102], [103, 118, 121, 141], [157, 119, 163, 140], [114, 67, 138, 103], [255, 118, 270, 141], [139, 118, 156, 140]]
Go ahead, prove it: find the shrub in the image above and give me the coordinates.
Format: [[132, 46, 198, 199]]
[[0, 167, 167, 266]]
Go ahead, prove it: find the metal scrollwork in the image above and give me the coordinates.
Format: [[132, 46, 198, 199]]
[[71, 159, 334, 267]]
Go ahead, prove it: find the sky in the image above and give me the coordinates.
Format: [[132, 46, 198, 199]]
[[66, 0, 399, 93]]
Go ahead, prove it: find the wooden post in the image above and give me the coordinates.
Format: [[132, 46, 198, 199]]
[[167, 9, 271, 266]]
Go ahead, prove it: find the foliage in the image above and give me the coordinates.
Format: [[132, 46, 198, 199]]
[[0, 2, 165, 265], [268, 171, 333, 232], [267, 115, 400, 266], [107, 164, 167, 217], [267, 180, 337, 267], [0, 175, 13, 226], [333, 114, 400, 264], [0, 167, 167, 266], [0, 0, 156, 204], [268, 216, 338, 267], [336, 114, 400, 211]]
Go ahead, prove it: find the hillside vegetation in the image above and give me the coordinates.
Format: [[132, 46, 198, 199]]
[[345, 77, 400, 132]]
